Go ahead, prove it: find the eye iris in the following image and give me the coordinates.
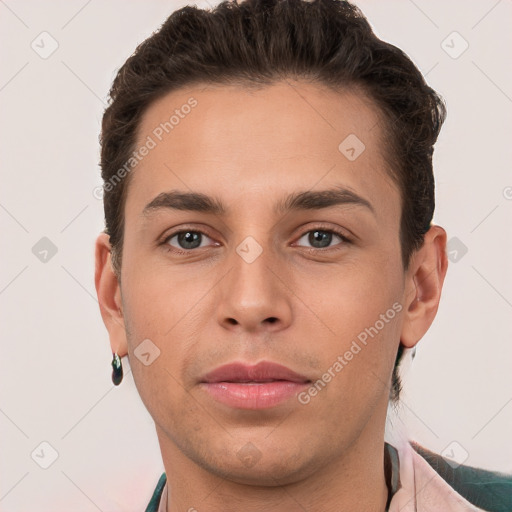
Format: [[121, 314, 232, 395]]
[[178, 231, 201, 249], [309, 230, 332, 248]]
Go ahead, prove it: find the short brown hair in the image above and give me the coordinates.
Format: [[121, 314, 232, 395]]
[[99, 0, 446, 401]]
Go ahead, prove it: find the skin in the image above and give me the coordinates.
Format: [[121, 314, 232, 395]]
[[95, 81, 448, 512]]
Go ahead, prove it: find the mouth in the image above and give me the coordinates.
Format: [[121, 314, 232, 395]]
[[200, 361, 311, 384], [219, 379, 295, 383], [199, 361, 311, 409]]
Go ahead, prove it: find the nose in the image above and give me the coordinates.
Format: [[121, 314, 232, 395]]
[[216, 239, 293, 335]]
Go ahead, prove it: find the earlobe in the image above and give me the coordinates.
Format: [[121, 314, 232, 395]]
[[400, 225, 448, 349], [94, 233, 128, 357]]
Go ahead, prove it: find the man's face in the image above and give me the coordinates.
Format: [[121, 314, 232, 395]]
[[118, 81, 406, 484]]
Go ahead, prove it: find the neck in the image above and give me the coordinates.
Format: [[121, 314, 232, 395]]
[[156, 415, 389, 512]]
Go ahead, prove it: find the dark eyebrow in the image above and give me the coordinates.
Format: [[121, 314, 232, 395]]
[[141, 186, 375, 219], [274, 186, 375, 216], [142, 191, 226, 218]]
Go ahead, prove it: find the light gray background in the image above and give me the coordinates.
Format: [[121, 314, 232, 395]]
[[1, 0, 511, 510]]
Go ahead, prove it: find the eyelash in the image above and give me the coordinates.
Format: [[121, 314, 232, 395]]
[[159, 225, 352, 256]]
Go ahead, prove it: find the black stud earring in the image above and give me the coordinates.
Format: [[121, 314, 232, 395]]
[[111, 352, 123, 386]]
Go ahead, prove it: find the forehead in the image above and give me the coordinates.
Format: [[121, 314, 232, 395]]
[[126, 81, 399, 222]]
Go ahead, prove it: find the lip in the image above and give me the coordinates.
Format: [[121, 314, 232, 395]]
[[199, 361, 311, 410], [201, 361, 310, 384]]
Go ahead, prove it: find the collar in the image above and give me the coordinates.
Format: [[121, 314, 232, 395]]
[[387, 437, 484, 511]]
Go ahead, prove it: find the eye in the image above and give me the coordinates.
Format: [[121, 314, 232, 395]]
[[159, 226, 352, 256], [161, 229, 217, 254], [295, 228, 351, 250]]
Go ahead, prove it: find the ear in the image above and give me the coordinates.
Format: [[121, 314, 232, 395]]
[[94, 232, 128, 357], [400, 225, 448, 349]]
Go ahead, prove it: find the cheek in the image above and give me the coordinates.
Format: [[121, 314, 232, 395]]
[[122, 245, 215, 336], [294, 258, 403, 402], [121, 289, 195, 434], [119, 256, 218, 407], [296, 252, 402, 340]]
